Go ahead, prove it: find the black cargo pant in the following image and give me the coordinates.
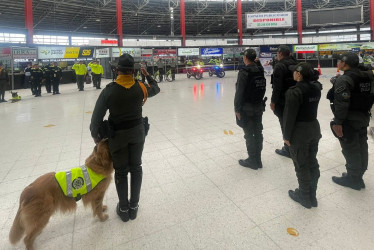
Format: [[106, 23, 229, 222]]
[[77, 75, 85, 90], [52, 79, 60, 94], [171, 67, 176, 80], [339, 125, 368, 178], [274, 103, 289, 152], [109, 124, 145, 209], [32, 79, 42, 95], [92, 74, 101, 89], [0, 83, 6, 100], [289, 122, 321, 195], [45, 78, 51, 93], [242, 104, 264, 160]]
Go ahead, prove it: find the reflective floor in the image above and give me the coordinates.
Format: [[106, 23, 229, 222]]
[[1, 69, 373, 249]]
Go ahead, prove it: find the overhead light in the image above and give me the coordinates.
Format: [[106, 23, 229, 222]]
[[96, 19, 100, 22], [207, 29, 210, 31], [157, 25, 161, 28], [218, 23, 222, 26], [83, 26, 87, 29]]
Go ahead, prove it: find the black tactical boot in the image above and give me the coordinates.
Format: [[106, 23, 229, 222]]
[[275, 146, 291, 158], [239, 158, 262, 170], [288, 188, 312, 209], [332, 175, 361, 191], [342, 172, 365, 189], [129, 205, 139, 220], [116, 203, 130, 222], [310, 188, 318, 207]]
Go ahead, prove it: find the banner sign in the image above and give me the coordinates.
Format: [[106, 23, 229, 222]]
[[12, 48, 37, 59], [64, 47, 80, 59], [360, 42, 374, 50], [293, 45, 318, 53], [259, 58, 274, 76], [0, 47, 11, 58], [95, 48, 110, 58], [260, 45, 291, 53], [246, 12, 293, 29], [153, 49, 177, 59], [111, 47, 141, 58], [178, 48, 199, 56], [201, 48, 223, 57], [223, 47, 246, 55], [78, 47, 94, 58], [38, 46, 65, 59], [319, 43, 361, 51]]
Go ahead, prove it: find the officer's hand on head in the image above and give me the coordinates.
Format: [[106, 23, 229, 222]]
[[270, 102, 275, 111], [140, 68, 149, 76], [284, 140, 291, 146], [332, 125, 344, 138], [235, 112, 241, 120]]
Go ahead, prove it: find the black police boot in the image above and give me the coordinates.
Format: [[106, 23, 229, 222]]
[[288, 188, 312, 209], [332, 174, 361, 191], [310, 188, 318, 207], [129, 205, 139, 220], [116, 203, 130, 222], [275, 146, 291, 158], [239, 158, 261, 170], [342, 172, 365, 189]]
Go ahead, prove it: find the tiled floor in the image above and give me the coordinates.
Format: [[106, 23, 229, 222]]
[[1, 68, 373, 250]]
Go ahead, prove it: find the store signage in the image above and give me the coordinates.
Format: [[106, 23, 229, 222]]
[[38, 46, 82, 59], [78, 47, 94, 58], [64, 47, 80, 58], [201, 48, 223, 57], [0, 47, 11, 58], [153, 49, 177, 59], [178, 48, 199, 56], [293, 45, 318, 53], [101, 40, 118, 46], [361, 42, 374, 50], [95, 48, 110, 58], [223, 47, 247, 55], [319, 43, 361, 51], [112, 47, 141, 58], [246, 12, 293, 29], [12, 48, 37, 59]]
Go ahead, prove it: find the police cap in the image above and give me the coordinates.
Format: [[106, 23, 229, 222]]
[[118, 53, 135, 70], [240, 49, 257, 61], [292, 62, 314, 81], [338, 52, 359, 68], [277, 45, 290, 54]]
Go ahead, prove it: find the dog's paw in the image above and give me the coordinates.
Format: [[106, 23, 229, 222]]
[[100, 213, 109, 222], [102, 205, 108, 212]]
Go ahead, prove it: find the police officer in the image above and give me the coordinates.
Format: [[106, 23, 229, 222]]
[[90, 54, 160, 222], [170, 58, 177, 81], [156, 58, 164, 82], [0, 62, 9, 102], [31, 64, 44, 97], [72, 60, 87, 91], [89, 60, 104, 89], [270, 45, 297, 158], [283, 63, 322, 209], [50, 62, 62, 95], [235, 49, 266, 170], [43, 63, 52, 93], [330, 52, 374, 190], [24, 63, 32, 91]]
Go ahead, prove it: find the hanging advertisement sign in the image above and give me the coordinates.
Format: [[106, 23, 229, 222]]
[[223, 47, 245, 57], [12, 48, 37, 59], [360, 42, 374, 50], [260, 45, 292, 53], [64, 47, 80, 58], [78, 47, 94, 58], [201, 48, 223, 57], [38, 46, 65, 59], [95, 48, 110, 58], [319, 43, 361, 51], [293, 45, 318, 53], [178, 48, 199, 56], [153, 49, 177, 59], [246, 12, 293, 29], [0, 47, 11, 58], [111, 47, 141, 58]]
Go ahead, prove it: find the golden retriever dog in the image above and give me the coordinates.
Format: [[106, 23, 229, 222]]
[[9, 140, 113, 250]]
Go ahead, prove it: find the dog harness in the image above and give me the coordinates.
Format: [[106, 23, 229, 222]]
[[55, 165, 106, 201]]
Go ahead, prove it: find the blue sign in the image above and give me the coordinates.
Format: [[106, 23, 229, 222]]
[[201, 48, 223, 56], [351, 47, 360, 52]]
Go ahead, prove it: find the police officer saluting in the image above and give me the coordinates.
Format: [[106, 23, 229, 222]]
[[235, 49, 266, 170], [72, 60, 87, 91], [90, 54, 160, 222], [330, 52, 374, 190], [283, 63, 322, 209], [89, 60, 104, 89], [50, 62, 62, 95], [31, 64, 44, 97], [270, 45, 297, 158]]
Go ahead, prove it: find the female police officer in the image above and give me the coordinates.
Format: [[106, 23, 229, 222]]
[[90, 54, 160, 221], [283, 62, 322, 209]]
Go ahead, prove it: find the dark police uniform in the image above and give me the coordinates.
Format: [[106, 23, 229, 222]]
[[24, 66, 32, 91], [43, 65, 52, 93], [90, 54, 160, 222], [50, 65, 62, 94], [0, 66, 9, 102], [271, 48, 297, 157], [31, 67, 44, 97], [283, 72, 322, 208], [331, 66, 374, 190], [235, 51, 266, 170]]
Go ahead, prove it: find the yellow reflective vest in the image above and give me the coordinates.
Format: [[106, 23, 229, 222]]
[[88, 62, 104, 75], [55, 165, 106, 199], [72, 64, 87, 75]]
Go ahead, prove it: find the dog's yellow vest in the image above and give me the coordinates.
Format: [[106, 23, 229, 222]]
[[55, 165, 105, 200]]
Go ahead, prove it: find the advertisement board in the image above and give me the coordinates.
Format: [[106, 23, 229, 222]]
[[293, 45, 318, 53], [112, 48, 141, 58], [246, 12, 293, 29], [38, 46, 66, 59], [201, 48, 223, 57], [178, 48, 199, 56], [319, 43, 361, 51], [95, 48, 110, 58], [153, 49, 177, 59], [12, 48, 37, 59], [78, 47, 94, 58], [0, 47, 11, 58]]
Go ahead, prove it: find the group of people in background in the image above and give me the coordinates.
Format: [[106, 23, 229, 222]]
[[72, 60, 104, 91]]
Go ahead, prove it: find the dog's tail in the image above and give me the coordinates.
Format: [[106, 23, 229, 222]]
[[9, 205, 24, 244]]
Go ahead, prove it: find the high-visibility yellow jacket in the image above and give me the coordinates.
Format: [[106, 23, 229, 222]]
[[55, 165, 105, 199], [72, 64, 87, 75], [89, 62, 104, 75]]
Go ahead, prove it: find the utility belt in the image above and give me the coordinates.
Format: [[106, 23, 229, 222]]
[[112, 118, 143, 131], [98, 117, 149, 141]]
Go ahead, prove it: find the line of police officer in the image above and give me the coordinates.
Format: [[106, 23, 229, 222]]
[[235, 47, 374, 209], [28, 62, 62, 97]]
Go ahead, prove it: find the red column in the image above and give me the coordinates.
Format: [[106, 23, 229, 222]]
[[370, 0, 374, 41], [296, 0, 302, 44], [180, 0, 186, 47], [116, 0, 123, 47], [237, 0, 243, 46], [25, 0, 33, 44]]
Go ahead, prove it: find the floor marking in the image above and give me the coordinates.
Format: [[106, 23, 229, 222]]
[[229, 130, 234, 135], [44, 124, 56, 128], [224, 130, 228, 135], [287, 228, 299, 237], [85, 111, 92, 114]]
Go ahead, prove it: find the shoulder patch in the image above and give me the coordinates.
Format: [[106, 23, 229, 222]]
[[335, 86, 345, 93]]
